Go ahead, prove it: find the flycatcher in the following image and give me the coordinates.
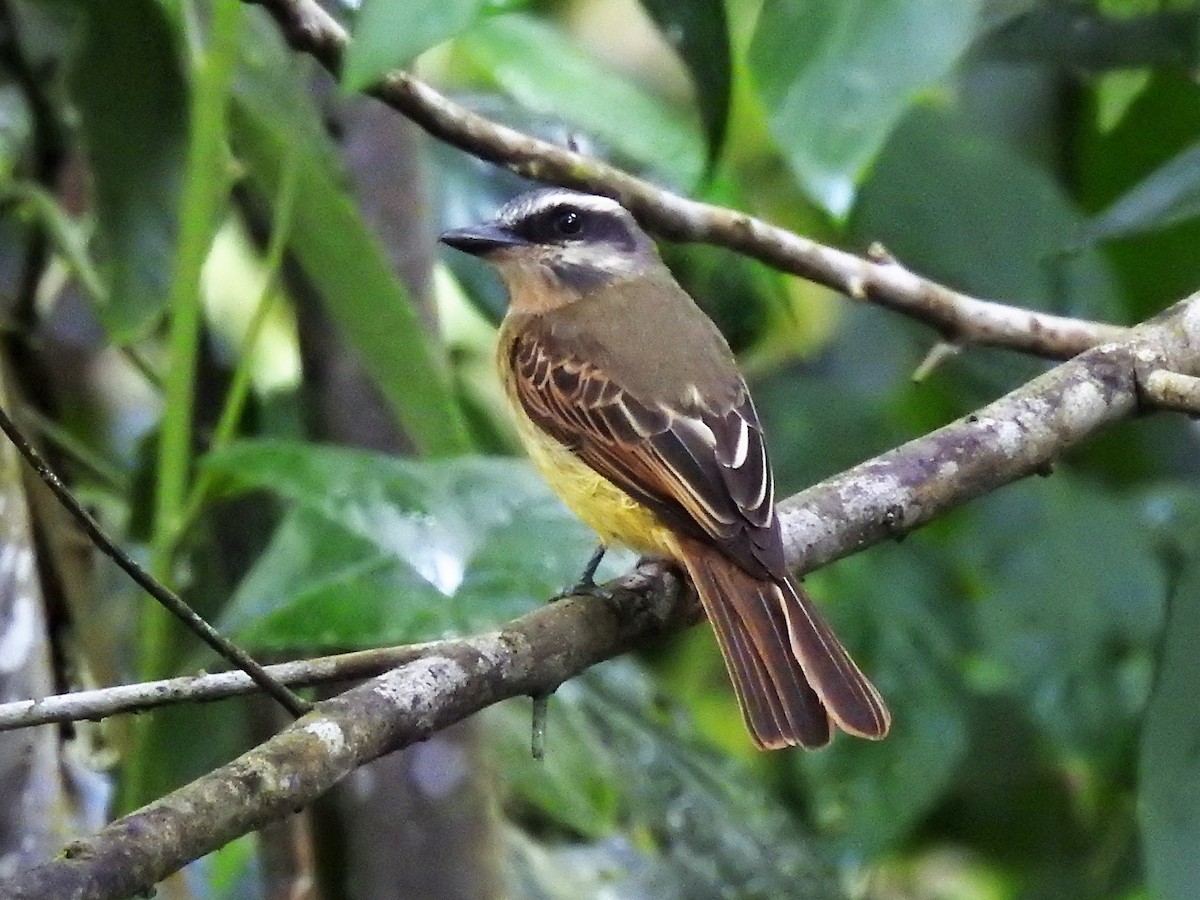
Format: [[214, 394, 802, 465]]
[[441, 189, 890, 749]]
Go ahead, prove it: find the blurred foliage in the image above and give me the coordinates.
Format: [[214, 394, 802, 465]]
[[0, 0, 1199, 897]]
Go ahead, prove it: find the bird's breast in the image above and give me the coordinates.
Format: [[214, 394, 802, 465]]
[[497, 333, 676, 558]]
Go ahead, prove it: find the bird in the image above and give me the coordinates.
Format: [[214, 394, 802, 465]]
[[440, 188, 890, 749]]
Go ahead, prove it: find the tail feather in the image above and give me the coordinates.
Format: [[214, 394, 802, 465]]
[[677, 539, 890, 749], [700, 574, 827, 749], [778, 577, 891, 740]]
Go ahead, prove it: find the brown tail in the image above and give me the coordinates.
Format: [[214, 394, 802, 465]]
[[676, 540, 891, 750]]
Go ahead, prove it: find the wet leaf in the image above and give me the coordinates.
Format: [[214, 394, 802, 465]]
[[491, 662, 840, 896], [204, 442, 605, 647], [456, 13, 704, 188], [750, 0, 982, 217]]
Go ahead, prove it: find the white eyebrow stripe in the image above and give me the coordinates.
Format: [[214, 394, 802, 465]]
[[501, 190, 624, 225]]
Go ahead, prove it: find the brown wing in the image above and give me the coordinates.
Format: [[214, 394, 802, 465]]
[[508, 326, 788, 581]]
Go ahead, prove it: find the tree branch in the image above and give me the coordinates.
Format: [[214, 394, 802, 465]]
[[0, 644, 437, 731], [3, 566, 689, 900], [0, 403, 311, 718], [7, 291, 1200, 899], [780, 297, 1200, 571], [247, 0, 1127, 361]]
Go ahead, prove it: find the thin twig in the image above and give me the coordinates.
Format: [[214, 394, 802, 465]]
[[0, 644, 435, 731], [1140, 369, 1200, 416], [6, 292, 1200, 898], [0, 402, 311, 718], [248, 0, 1128, 361]]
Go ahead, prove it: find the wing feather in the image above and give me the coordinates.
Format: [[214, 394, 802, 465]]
[[509, 326, 785, 579]]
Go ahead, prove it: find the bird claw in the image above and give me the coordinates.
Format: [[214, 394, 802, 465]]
[[550, 580, 615, 603], [550, 544, 609, 602]]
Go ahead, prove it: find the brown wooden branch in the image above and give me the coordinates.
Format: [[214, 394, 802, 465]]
[[247, 0, 1128, 361], [3, 566, 688, 900], [7, 291, 1200, 900]]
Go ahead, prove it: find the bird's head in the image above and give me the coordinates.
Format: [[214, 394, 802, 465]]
[[440, 189, 663, 311]]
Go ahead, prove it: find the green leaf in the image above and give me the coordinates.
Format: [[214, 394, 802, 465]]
[[218, 506, 450, 647], [1075, 70, 1200, 322], [852, 107, 1119, 321], [231, 20, 472, 456], [749, 0, 982, 217], [342, 0, 487, 93], [968, 477, 1165, 753], [1080, 140, 1200, 245], [638, 0, 732, 168], [456, 14, 704, 188], [1140, 491, 1200, 900], [799, 548, 969, 855], [66, 0, 188, 338], [204, 442, 606, 647]]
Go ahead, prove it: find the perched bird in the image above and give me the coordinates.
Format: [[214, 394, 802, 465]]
[[440, 189, 890, 749]]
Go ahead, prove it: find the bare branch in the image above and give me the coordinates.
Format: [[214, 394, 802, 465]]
[[247, 0, 1126, 361], [0, 644, 437, 731], [3, 566, 689, 900], [1140, 369, 1200, 417], [781, 295, 1200, 573], [8, 293, 1200, 899]]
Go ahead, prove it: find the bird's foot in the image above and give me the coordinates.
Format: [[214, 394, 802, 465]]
[[551, 544, 611, 601]]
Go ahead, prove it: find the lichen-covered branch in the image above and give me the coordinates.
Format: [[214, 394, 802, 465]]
[[8, 292, 1200, 900], [781, 294, 1200, 571], [1, 566, 688, 900], [0, 644, 437, 731], [247, 0, 1127, 361]]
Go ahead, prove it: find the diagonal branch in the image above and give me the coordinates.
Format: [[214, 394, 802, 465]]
[[247, 0, 1127, 361], [0, 403, 311, 718], [8, 290, 1199, 900], [0, 644, 436, 731], [4, 566, 690, 900]]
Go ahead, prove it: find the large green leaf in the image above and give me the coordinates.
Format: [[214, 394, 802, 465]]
[[798, 547, 968, 855], [749, 0, 982, 217], [1081, 139, 1200, 245], [967, 477, 1165, 754], [455, 14, 705, 188], [66, 0, 188, 338], [204, 442, 607, 648], [638, 0, 732, 168], [852, 107, 1119, 320], [1139, 490, 1200, 900], [342, 0, 488, 93], [231, 16, 472, 456]]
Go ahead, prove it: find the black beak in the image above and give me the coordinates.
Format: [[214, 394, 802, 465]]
[[439, 223, 527, 256]]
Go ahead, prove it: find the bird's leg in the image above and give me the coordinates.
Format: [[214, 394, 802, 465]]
[[577, 543, 607, 588], [553, 543, 609, 601]]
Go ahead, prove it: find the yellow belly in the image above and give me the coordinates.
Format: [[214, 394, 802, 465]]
[[506, 390, 676, 558]]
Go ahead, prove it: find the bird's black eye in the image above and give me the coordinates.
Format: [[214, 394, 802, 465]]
[[553, 209, 583, 237]]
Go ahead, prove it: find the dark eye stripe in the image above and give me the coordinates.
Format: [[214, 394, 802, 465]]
[[510, 203, 637, 251]]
